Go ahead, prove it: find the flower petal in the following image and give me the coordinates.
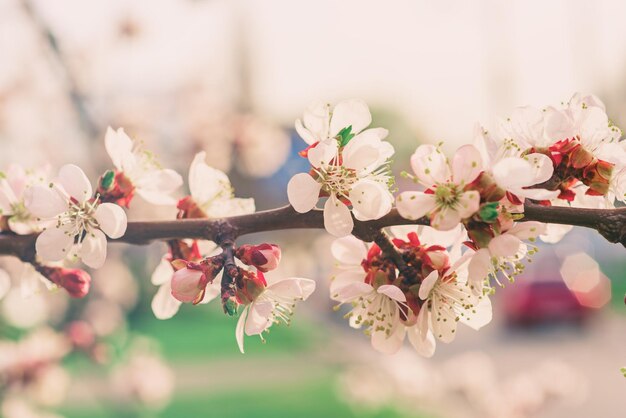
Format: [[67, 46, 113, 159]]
[[456, 191, 480, 218], [135, 169, 183, 205], [419, 270, 439, 300], [188, 152, 231, 206], [506, 221, 546, 240], [323, 195, 354, 237], [151, 257, 174, 285], [329, 99, 371, 136], [79, 229, 108, 269], [332, 280, 374, 303], [452, 145, 482, 185], [492, 158, 535, 189], [35, 227, 74, 262], [396, 192, 437, 220], [205, 198, 256, 218], [25, 185, 67, 219], [430, 206, 462, 231], [410, 144, 450, 185], [460, 296, 492, 330], [350, 180, 393, 221], [267, 277, 316, 300], [487, 234, 522, 258], [236, 306, 248, 354], [377, 284, 406, 302], [307, 139, 337, 168], [331, 235, 368, 265], [94, 203, 127, 239], [468, 249, 490, 291], [287, 173, 321, 213], [371, 322, 405, 355], [245, 300, 273, 336], [58, 164, 92, 203], [104, 127, 134, 171], [151, 281, 182, 320]]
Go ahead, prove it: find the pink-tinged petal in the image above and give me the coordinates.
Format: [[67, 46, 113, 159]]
[[492, 157, 535, 190], [487, 234, 521, 258], [350, 180, 393, 221], [506, 222, 546, 240], [324, 196, 354, 237], [0, 269, 10, 300], [0, 179, 16, 214], [299, 101, 330, 143], [578, 106, 611, 146], [104, 127, 134, 171], [332, 281, 374, 303], [419, 270, 439, 300], [408, 313, 436, 357], [502, 106, 545, 148], [151, 281, 182, 320], [472, 124, 496, 167], [295, 119, 316, 145], [245, 300, 273, 336], [236, 307, 248, 353], [331, 235, 368, 265], [452, 145, 482, 185], [36, 227, 74, 262], [267, 278, 316, 300], [171, 268, 205, 303], [135, 169, 183, 205], [456, 191, 480, 218], [58, 164, 92, 203], [94, 203, 127, 239], [460, 296, 492, 330], [188, 152, 231, 205], [468, 249, 490, 290], [431, 206, 462, 231], [287, 173, 321, 213], [543, 107, 575, 142], [79, 229, 108, 269], [307, 139, 337, 167], [431, 297, 459, 343], [396, 192, 437, 220], [410, 144, 450, 185], [377, 284, 406, 302], [7, 218, 37, 235], [371, 323, 405, 354], [25, 185, 67, 218], [341, 141, 380, 173], [330, 270, 367, 297], [329, 99, 371, 136], [526, 153, 554, 185], [151, 257, 174, 285]]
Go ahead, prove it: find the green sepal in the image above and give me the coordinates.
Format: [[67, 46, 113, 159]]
[[100, 170, 115, 190], [478, 202, 499, 223], [338, 125, 355, 147]]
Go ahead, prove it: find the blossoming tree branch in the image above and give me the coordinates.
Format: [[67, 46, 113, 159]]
[[1, 94, 625, 355]]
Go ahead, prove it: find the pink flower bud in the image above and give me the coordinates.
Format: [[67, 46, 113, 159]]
[[236, 244, 282, 272], [170, 257, 224, 304], [46, 267, 91, 298], [171, 267, 208, 304]]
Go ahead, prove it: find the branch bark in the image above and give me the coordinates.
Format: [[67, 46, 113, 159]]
[[1, 202, 626, 263]]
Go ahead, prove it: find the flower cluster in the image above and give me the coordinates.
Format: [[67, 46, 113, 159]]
[[288, 100, 395, 237], [331, 229, 491, 356]]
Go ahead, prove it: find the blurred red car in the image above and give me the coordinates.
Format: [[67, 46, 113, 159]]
[[502, 279, 592, 326]]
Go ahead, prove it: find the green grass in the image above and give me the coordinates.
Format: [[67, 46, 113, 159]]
[[58, 376, 424, 418], [129, 303, 324, 359]]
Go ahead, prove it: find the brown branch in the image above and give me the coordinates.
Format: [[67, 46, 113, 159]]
[[2, 203, 626, 263]]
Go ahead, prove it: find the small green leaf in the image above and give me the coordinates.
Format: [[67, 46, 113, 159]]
[[479, 202, 499, 223], [100, 170, 115, 190], [223, 297, 239, 317], [338, 125, 355, 147]]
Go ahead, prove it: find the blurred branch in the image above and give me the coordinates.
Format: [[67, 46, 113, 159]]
[[21, 0, 99, 138], [2, 203, 626, 263]]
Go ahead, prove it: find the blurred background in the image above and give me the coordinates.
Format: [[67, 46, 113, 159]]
[[1, 0, 626, 417]]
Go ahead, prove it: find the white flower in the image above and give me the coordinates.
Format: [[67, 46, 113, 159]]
[[105, 127, 183, 205], [25, 164, 127, 269], [468, 221, 546, 294], [330, 236, 408, 354], [396, 144, 481, 230], [288, 100, 394, 237], [236, 276, 315, 353], [150, 245, 222, 320], [414, 253, 492, 352], [0, 164, 48, 234], [473, 125, 559, 202], [187, 151, 255, 217]]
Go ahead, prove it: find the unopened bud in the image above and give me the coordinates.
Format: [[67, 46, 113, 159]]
[[97, 170, 135, 208], [45, 267, 91, 298], [235, 244, 282, 272], [234, 269, 267, 305], [170, 256, 224, 304]]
